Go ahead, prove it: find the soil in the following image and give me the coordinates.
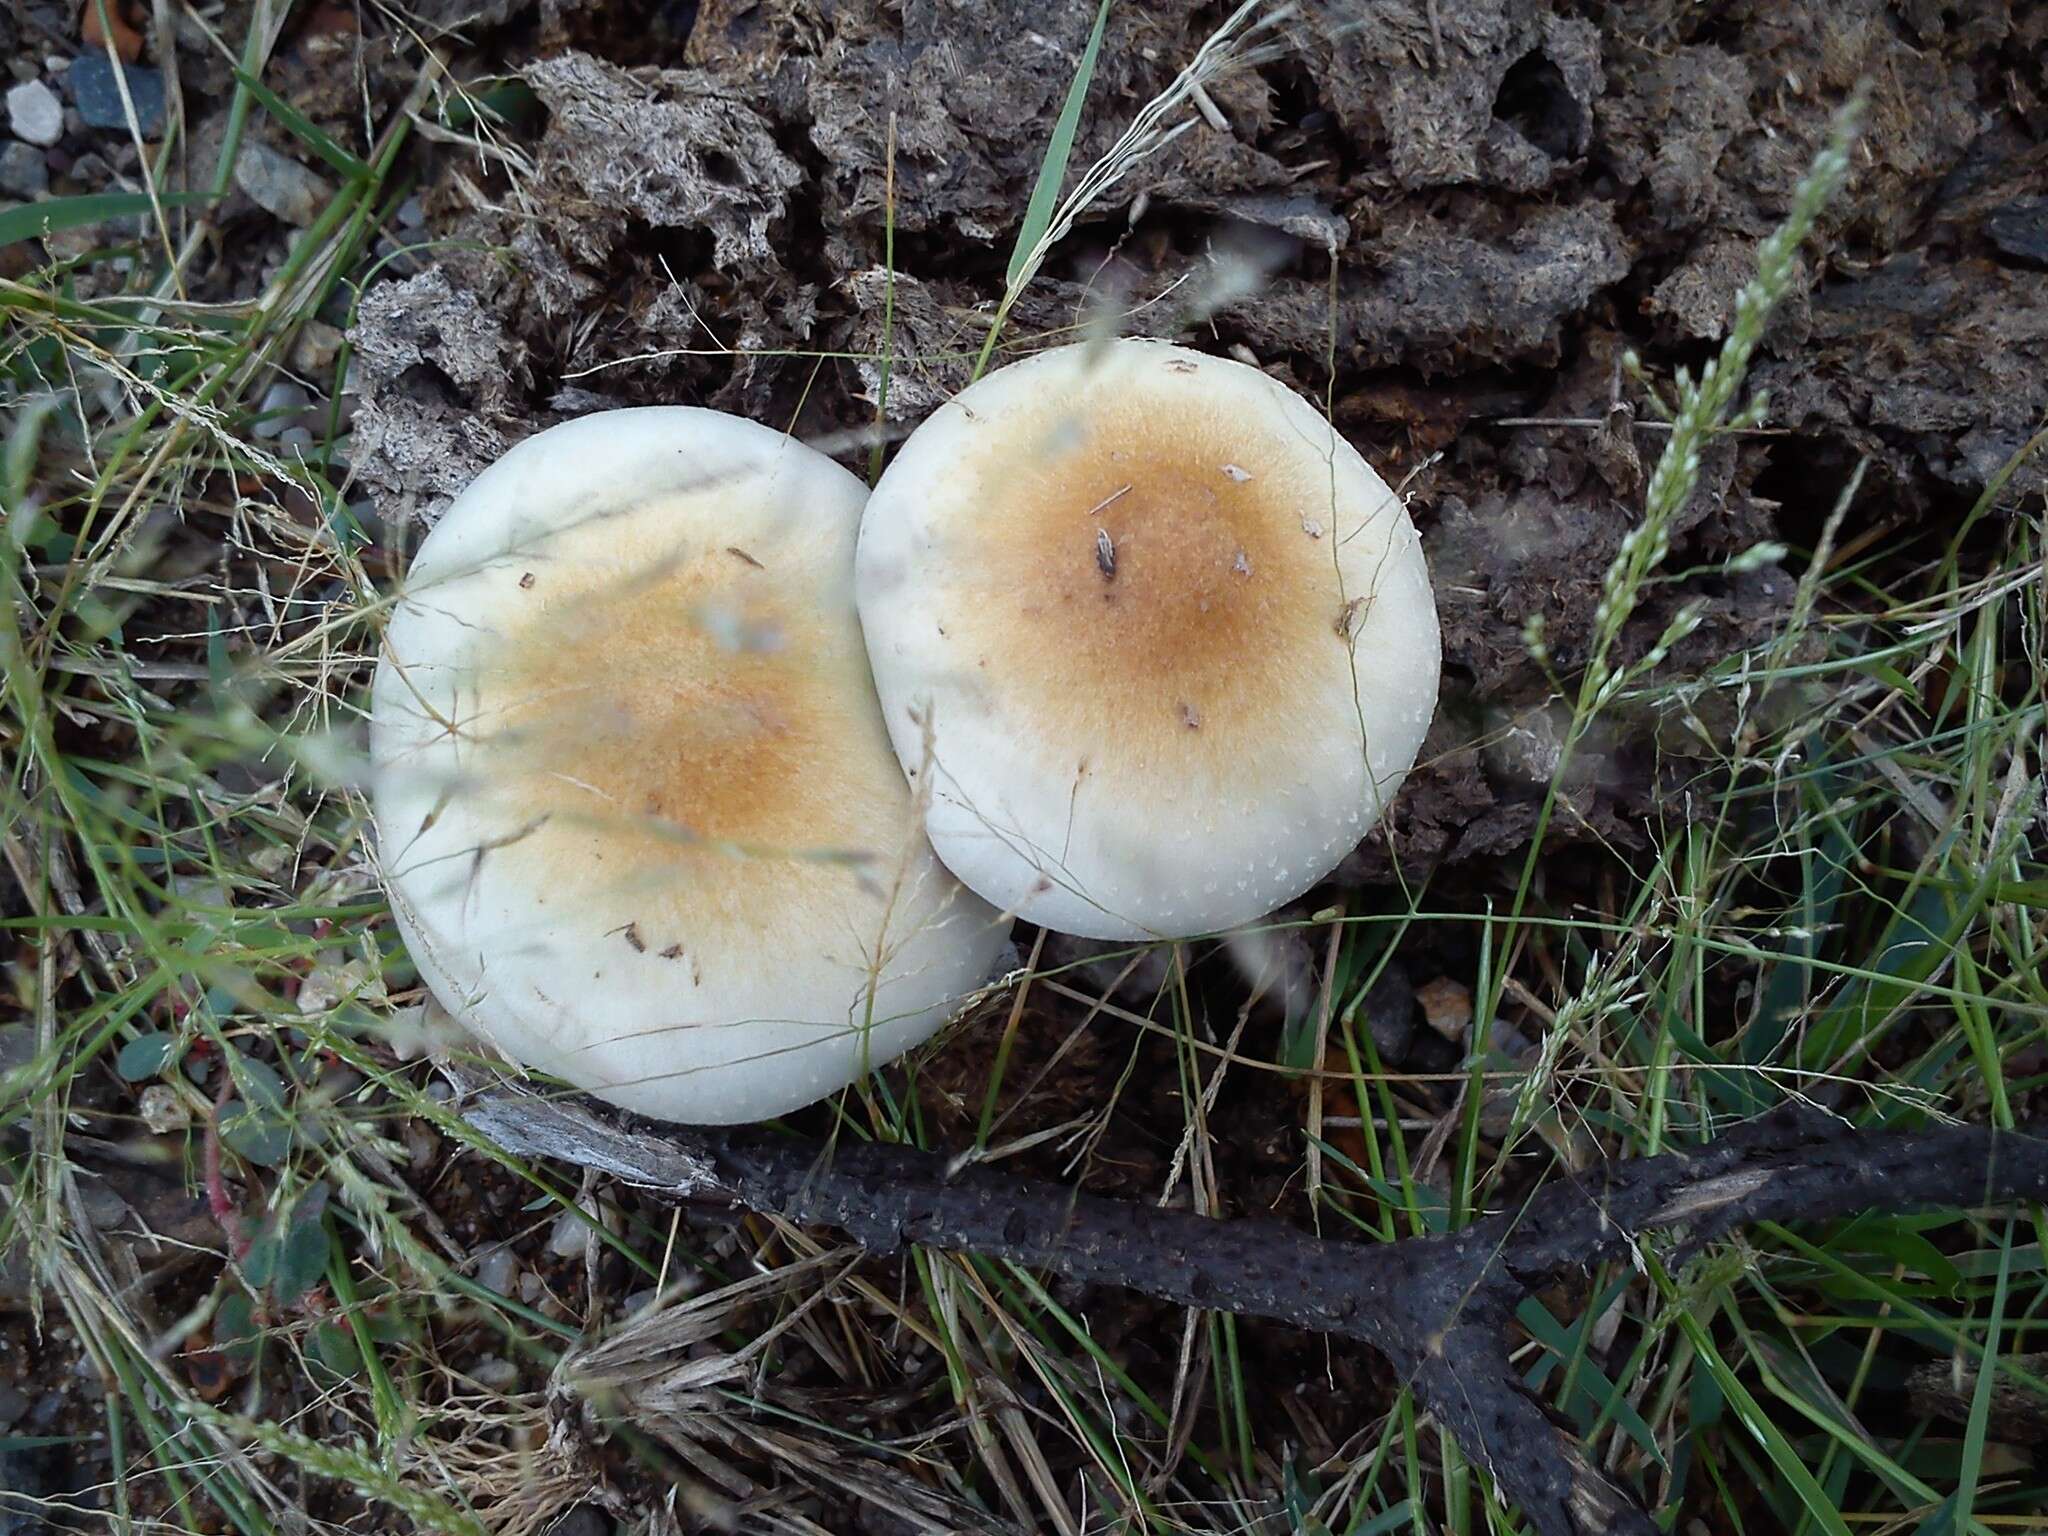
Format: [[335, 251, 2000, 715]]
[[340, 0, 2048, 884], [5, 0, 2047, 1530]]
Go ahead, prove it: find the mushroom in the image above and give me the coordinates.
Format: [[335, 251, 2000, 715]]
[[854, 339, 1440, 940], [370, 407, 1012, 1123]]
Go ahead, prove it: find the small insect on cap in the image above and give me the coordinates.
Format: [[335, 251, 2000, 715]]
[[371, 408, 1011, 1123], [856, 340, 1441, 940]]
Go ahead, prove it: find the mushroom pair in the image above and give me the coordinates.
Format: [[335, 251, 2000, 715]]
[[370, 340, 1440, 1123]]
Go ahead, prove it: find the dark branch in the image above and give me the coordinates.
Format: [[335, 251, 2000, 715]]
[[462, 1089, 2048, 1536]]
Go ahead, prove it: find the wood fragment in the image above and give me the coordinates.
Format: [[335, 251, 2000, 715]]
[[458, 1081, 2048, 1536]]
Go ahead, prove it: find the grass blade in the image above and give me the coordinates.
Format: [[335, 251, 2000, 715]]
[[1940, 1221, 2015, 1533], [1, 192, 211, 249], [229, 64, 371, 182], [1662, 1270, 1855, 1536], [1004, 0, 1111, 294]]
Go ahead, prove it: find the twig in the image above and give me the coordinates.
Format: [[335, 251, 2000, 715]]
[[460, 1087, 2048, 1536]]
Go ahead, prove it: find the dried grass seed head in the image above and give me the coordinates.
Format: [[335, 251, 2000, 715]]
[[855, 340, 1440, 940], [371, 407, 1011, 1123]]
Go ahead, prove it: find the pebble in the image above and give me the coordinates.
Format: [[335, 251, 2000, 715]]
[[1417, 976, 1474, 1042], [1989, 199, 2048, 268], [0, 1241, 28, 1303], [251, 380, 311, 439], [138, 1083, 189, 1134], [549, 1507, 610, 1536], [76, 1178, 129, 1229], [314, 1065, 362, 1101], [290, 320, 344, 374], [468, 1355, 520, 1391], [547, 1208, 591, 1259], [475, 1246, 517, 1296], [235, 140, 334, 227], [617, 1289, 657, 1318], [1360, 965, 1417, 1064], [68, 55, 166, 136], [6, 79, 63, 147]]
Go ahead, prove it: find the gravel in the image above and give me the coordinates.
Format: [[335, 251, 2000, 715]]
[[252, 380, 312, 438], [68, 56, 165, 135], [6, 79, 63, 146], [235, 140, 335, 226], [0, 140, 47, 198]]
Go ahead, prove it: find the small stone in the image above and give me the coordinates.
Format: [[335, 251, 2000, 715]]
[[0, 142, 48, 198], [1416, 977, 1474, 1042], [252, 380, 312, 441], [314, 1064, 362, 1102], [1489, 1018, 1535, 1058], [547, 1208, 590, 1259], [290, 937, 362, 987], [0, 1383, 30, 1430], [401, 1119, 437, 1171], [618, 1289, 657, 1317], [0, 1023, 35, 1076], [68, 56, 166, 136], [66, 150, 109, 185], [234, 140, 334, 227], [378, 1003, 428, 1060], [1359, 965, 1417, 1064], [41, 221, 102, 262], [0, 1239, 29, 1302], [475, 1246, 517, 1296], [396, 194, 424, 229], [139, 1083, 189, 1134], [77, 1178, 129, 1229], [469, 1355, 520, 1391], [1988, 199, 2048, 269], [7, 80, 63, 146], [291, 320, 344, 374]]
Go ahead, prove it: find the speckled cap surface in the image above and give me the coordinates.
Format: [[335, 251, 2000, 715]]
[[371, 407, 1010, 1122], [856, 340, 1441, 939]]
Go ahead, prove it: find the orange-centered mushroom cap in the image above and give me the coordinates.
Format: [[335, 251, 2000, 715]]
[[371, 408, 1011, 1122], [855, 340, 1440, 940]]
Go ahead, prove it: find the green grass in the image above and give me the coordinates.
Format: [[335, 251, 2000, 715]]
[[4, 21, 2047, 1536]]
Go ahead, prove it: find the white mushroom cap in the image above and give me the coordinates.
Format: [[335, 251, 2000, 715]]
[[370, 407, 1011, 1123], [855, 340, 1440, 940]]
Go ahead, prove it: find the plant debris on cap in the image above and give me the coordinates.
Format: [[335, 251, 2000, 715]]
[[855, 339, 1441, 940], [370, 407, 1012, 1123]]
